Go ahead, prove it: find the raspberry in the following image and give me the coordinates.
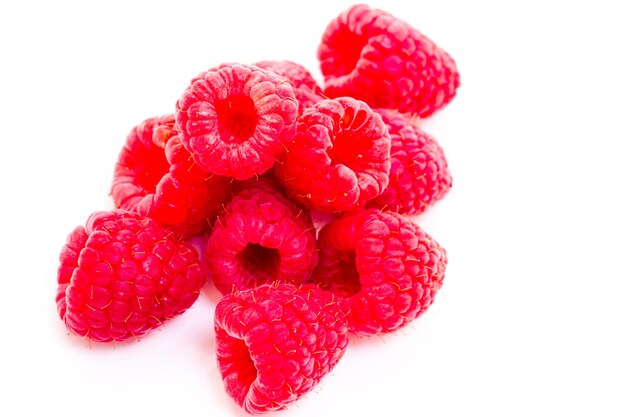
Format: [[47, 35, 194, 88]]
[[111, 115, 230, 238], [309, 209, 447, 336], [215, 283, 348, 414], [369, 109, 452, 215], [206, 179, 317, 294], [318, 4, 460, 117], [254, 60, 325, 112], [56, 211, 205, 342], [275, 97, 391, 212], [175, 63, 298, 180]]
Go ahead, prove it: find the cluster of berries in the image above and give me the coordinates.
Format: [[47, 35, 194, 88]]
[[56, 4, 459, 414]]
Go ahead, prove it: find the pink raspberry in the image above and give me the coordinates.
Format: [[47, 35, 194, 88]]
[[309, 209, 447, 336], [111, 115, 230, 238], [215, 283, 348, 414], [318, 4, 460, 117], [175, 63, 298, 180], [369, 109, 452, 215], [275, 97, 391, 212], [254, 60, 325, 111], [205, 179, 317, 294], [56, 211, 205, 342]]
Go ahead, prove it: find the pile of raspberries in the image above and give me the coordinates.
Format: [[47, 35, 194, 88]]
[[56, 4, 459, 414]]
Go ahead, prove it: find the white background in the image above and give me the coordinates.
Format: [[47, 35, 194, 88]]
[[1, 0, 625, 416]]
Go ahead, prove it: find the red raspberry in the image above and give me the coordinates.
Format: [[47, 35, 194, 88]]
[[175, 63, 298, 180], [309, 209, 447, 336], [318, 4, 460, 117], [254, 60, 325, 112], [206, 179, 317, 294], [275, 97, 391, 212], [111, 115, 230, 238], [56, 211, 205, 342], [215, 283, 349, 414], [369, 109, 452, 215]]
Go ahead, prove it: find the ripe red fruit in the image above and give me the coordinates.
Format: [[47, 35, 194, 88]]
[[275, 97, 391, 212], [175, 63, 299, 180], [56, 211, 205, 342], [319, 4, 460, 117], [205, 179, 317, 294], [369, 109, 452, 215], [215, 283, 348, 414], [111, 115, 229, 238], [309, 209, 447, 336]]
